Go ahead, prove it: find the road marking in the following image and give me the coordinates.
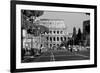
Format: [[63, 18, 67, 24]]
[[37, 54, 74, 58], [75, 53, 89, 58], [50, 52, 55, 61], [38, 54, 80, 58]]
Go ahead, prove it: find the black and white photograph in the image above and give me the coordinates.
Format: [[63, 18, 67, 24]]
[[21, 10, 90, 63], [11, 1, 97, 72]]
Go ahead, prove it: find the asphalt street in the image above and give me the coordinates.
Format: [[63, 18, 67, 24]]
[[22, 49, 90, 63]]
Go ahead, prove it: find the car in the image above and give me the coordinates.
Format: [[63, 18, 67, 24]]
[[61, 46, 66, 50], [57, 46, 66, 50], [68, 45, 72, 50], [72, 46, 79, 52], [86, 46, 90, 50], [40, 47, 48, 53], [68, 45, 79, 52]]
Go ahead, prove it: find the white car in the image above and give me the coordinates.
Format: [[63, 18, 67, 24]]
[[40, 47, 47, 53], [72, 46, 79, 52], [59, 46, 66, 50]]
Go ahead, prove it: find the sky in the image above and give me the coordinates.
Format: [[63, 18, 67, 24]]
[[38, 11, 90, 33]]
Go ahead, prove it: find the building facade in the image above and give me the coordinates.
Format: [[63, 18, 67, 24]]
[[22, 29, 41, 50], [22, 18, 68, 50], [38, 19, 68, 48], [83, 20, 90, 46]]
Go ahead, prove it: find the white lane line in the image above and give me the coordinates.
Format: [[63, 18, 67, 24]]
[[50, 52, 55, 61], [52, 52, 55, 61], [37, 55, 72, 58], [39, 54, 77, 58], [75, 53, 89, 58]]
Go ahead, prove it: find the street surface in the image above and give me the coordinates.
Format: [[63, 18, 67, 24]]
[[22, 49, 90, 63]]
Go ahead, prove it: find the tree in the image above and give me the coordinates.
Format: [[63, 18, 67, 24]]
[[22, 10, 44, 17], [21, 10, 48, 56], [22, 10, 44, 22], [72, 27, 77, 45], [26, 23, 49, 36], [85, 13, 90, 16], [77, 28, 82, 40], [21, 10, 49, 36], [72, 27, 76, 38], [77, 28, 82, 45]]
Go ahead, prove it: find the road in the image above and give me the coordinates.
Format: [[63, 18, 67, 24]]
[[22, 49, 90, 63]]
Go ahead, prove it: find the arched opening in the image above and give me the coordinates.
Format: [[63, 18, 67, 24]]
[[57, 37, 59, 41]]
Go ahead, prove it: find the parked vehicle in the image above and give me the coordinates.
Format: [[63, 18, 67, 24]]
[[57, 46, 66, 50], [72, 46, 79, 52], [68, 45, 79, 52], [60, 46, 66, 50], [68, 45, 72, 51], [40, 47, 47, 53], [86, 46, 90, 51]]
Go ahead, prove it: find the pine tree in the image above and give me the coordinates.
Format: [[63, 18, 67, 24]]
[[77, 28, 82, 45], [72, 27, 76, 38], [72, 27, 77, 45]]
